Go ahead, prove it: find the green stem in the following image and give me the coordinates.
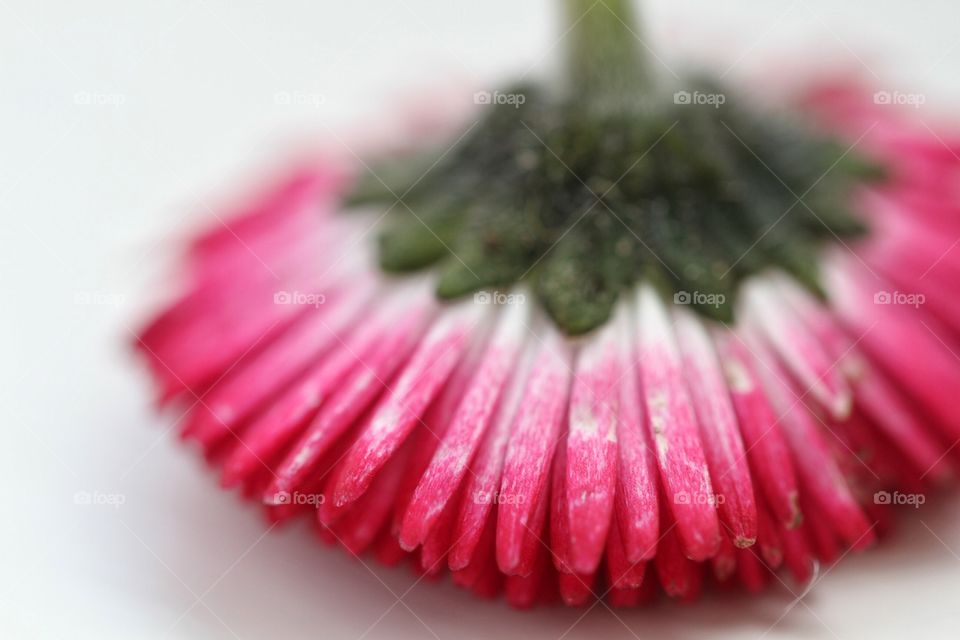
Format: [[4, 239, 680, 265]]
[[563, 0, 649, 110]]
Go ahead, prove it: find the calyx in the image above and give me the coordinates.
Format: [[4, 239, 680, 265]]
[[347, 0, 877, 335]]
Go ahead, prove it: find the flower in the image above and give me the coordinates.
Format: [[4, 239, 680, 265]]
[[134, 2, 960, 608], [134, 79, 960, 606]]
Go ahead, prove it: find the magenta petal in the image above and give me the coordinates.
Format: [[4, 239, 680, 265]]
[[564, 311, 621, 574], [674, 309, 758, 547], [332, 303, 487, 507], [400, 298, 529, 549], [496, 320, 573, 575], [713, 330, 802, 528], [614, 304, 660, 563], [636, 285, 720, 561], [744, 325, 874, 550]]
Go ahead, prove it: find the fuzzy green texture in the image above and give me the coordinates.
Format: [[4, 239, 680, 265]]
[[345, 1, 877, 335]]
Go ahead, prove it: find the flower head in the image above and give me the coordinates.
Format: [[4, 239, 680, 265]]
[[135, 1, 960, 608]]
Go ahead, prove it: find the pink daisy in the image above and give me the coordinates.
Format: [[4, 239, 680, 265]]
[[135, 0, 959, 608]]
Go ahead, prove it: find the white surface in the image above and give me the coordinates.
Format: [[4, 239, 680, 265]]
[[2, 1, 959, 638]]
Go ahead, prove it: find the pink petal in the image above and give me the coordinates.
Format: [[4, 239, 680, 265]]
[[613, 302, 660, 563], [674, 309, 758, 547], [604, 518, 646, 589], [636, 284, 720, 561], [331, 302, 487, 507], [185, 279, 377, 448], [826, 251, 960, 447], [496, 319, 573, 575], [713, 330, 802, 528], [743, 278, 852, 419], [564, 309, 622, 574], [265, 290, 435, 499], [743, 325, 874, 550], [399, 297, 529, 549], [448, 339, 537, 571]]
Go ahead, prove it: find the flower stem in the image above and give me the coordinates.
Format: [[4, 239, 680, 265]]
[[562, 0, 650, 110]]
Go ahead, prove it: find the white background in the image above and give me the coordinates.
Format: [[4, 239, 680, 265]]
[[2, 1, 959, 638]]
